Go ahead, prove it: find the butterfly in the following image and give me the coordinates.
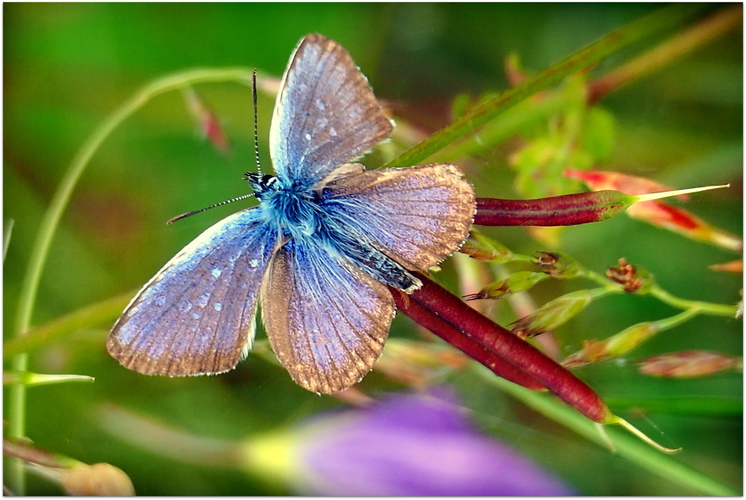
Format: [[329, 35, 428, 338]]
[[107, 33, 476, 394]]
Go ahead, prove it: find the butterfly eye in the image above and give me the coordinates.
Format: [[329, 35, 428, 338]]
[[246, 173, 279, 199]]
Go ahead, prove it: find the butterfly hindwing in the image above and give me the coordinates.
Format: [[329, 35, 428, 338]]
[[269, 33, 393, 189], [260, 238, 394, 394], [321, 163, 476, 272], [107, 208, 279, 376]]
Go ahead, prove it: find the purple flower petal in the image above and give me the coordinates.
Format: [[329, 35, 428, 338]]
[[295, 389, 573, 496]]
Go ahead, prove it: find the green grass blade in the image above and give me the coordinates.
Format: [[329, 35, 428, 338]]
[[478, 367, 740, 496], [384, 3, 706, 168]]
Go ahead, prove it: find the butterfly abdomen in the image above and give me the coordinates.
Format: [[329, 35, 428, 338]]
[[319, 222, 422, 293]]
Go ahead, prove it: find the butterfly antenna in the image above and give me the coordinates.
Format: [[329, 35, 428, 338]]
[[251, 69, 263, 177], [169, 70, 263, 225], [167, 193, 255, 224]]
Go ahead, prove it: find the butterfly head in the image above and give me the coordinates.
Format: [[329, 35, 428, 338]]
[[245, 172, 280, 200]]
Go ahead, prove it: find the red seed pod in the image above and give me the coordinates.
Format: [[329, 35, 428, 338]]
[[474, 191, 629, 226], [395, 274, 612, 422], [393, 287, 545, 391]]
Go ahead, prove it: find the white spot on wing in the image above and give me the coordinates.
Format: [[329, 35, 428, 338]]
[[197, 293, 210, 308]]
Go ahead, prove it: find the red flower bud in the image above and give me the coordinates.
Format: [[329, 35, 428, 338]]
[[605, 258, 653, 294], [637, 350, 740, 378], [183, 87, 231, 154], [565, 168, 741, 252]]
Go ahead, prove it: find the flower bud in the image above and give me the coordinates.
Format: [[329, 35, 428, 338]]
[[709, 259, 743, 274], [565, 168, 741, 252], [605, 258, 653, 294], [637, 350, 740, 378], [183, 86, 230, 154], [505, 52, 528, 87], [534, 251, 583, 278], [375, 339, 469, 387], [459, 230, 514, 263], [464, 271, 548, 301], [565, 168, 679, 196], [563, 322, 659, 368], [61, 463, 135, 496], [512, 289, 599, 337]]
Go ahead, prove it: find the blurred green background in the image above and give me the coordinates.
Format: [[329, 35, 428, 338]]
[[4, 3, 742, 495]]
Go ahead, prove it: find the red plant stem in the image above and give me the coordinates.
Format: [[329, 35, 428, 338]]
[[3, 437, 70, 469], [400, 273, 612, 422], [392, 290, 545, 391], [474, 191, 628, 226]]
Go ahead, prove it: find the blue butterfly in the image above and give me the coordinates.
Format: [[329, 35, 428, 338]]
[[107, 34, 476, 393]]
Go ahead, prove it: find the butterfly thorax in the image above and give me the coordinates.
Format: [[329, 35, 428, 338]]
[[250, 173, 325, 240]]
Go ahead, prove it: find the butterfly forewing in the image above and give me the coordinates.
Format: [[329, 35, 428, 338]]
[[107, 209, 279, 376], [260, 238, 394, 394], [322, 163, 476, 272], [269, 33, 393, 189]]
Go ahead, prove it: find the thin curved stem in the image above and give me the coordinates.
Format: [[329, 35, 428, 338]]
[[7, 67, 255, 494], [649, 286, 738, 317]]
